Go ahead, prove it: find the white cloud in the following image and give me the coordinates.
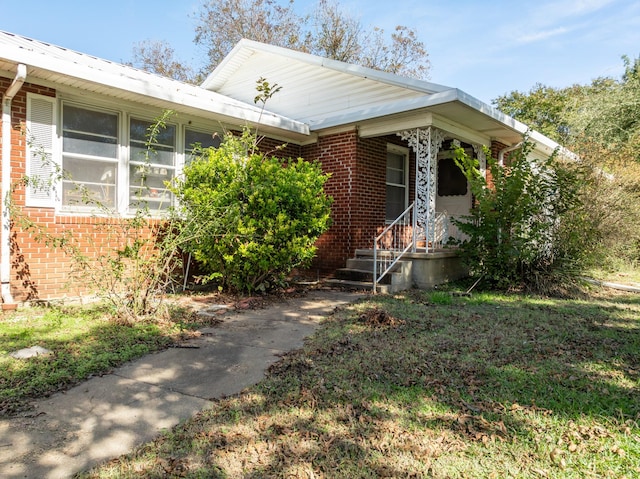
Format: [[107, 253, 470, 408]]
[[517, 27, 570, 44], [559, 0, 616, 16]]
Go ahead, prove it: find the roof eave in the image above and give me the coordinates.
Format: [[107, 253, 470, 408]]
[[310, 88, 561, 153], [1, 43, 309, 137], [201, 38, 451, 95]]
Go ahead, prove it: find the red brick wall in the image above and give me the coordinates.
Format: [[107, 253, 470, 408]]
[[1, 79, 71, 301], [1, 76, 420, 297], [254, 136, 302, 159], [2, 81, 197, 301], [302, 130, 358, 273], [488, 140, 511, 189], [302, 131, 414, 274]]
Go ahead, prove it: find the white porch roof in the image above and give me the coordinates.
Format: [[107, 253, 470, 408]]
[[0, 31, 310, 142], [203, 39, 562, 155]]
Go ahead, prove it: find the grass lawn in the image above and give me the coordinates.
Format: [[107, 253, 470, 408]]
[[0, 302, 216, 416], [590, 265, 640, 287], [75, 286, 640, 479]]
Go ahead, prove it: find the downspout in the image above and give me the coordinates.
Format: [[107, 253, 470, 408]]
[[497, 142, 522, 166], [1, 64, 27, 304]]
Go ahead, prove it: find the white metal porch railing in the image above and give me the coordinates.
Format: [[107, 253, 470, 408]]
[[373, 206, 452, 292], [373, 203, 415, 292], [430, 211, 449, 250]]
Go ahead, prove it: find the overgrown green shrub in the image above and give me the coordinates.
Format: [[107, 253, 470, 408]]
[[568, 138, 640, 269], [451, 138, 594, 293], [174, 130, 332, 293]]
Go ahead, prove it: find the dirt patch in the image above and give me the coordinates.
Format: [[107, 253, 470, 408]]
[[358, 307, 405, 328], [176, 285, 312, 312]]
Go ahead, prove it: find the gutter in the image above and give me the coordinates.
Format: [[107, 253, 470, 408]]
[[1, 63, 27, 305]]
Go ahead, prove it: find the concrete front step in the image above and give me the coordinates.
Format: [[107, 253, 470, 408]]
[[330, 254, 413, 294], [335, 267, 388, 284], [330, 248, 467, 293], [324, 278, 394, 294]]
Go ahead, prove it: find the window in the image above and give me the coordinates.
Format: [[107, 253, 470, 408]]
[[185, 128, 221, 164], [25, 94, 223, 215], [386, 145, 409, 221], [129, 118, 176, 211], [437, 157, 468, 196], [62, 104, 118, 209]]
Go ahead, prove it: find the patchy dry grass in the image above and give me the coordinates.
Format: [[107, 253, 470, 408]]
[[82, 288, 640, 478], [0, 302, 217, 416]]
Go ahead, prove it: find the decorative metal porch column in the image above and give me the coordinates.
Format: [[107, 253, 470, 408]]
[[472, 144, 487, 177], [397, 127, 445, 251]]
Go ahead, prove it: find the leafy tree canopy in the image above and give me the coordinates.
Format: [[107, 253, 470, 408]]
[[492, 55, 640, 271], [493, 55, 640, 160]]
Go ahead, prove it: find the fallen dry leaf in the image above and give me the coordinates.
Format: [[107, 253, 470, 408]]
[[550, 447, 563, 463], [359, 307, 405, 327]]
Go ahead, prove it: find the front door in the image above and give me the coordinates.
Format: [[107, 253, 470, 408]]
[[435, 149, 472, 243]]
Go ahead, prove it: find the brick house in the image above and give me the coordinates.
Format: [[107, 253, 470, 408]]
[[0, 32, 563, 302]]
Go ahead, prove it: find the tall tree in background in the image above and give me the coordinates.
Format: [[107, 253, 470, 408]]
[[305, 1, 430, 78], [564, 55, 640, 157], [494, 56, 640, 269], [129, 40, 198, 83], [494, 56, 640, 156], [131, 0, 430, 83], [307, 0, 362, 62], [492, 83, 580, 145], [194, 0, 305, 71]]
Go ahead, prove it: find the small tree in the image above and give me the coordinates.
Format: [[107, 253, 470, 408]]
[[451, 138, 591, 293], [11, 111, 191, 322], [174, 129, 332, 293]]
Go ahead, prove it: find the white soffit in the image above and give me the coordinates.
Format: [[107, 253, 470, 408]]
[[0, 31, 309, 140], [203, 39, 561, 154], [202, 39, 451, 125]]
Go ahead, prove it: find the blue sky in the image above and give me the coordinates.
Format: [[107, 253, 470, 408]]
[[1, 0, 638, 104]]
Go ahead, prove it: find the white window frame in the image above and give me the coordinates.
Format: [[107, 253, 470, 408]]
[[127, 115, 178, 213], [385, 143, 409, 223], [59, 101, 120, 213], [25, 93, 224, 217]]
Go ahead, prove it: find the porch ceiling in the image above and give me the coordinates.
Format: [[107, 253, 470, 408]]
[[203, 40, 562, 154], [202, 39, 450, 125]]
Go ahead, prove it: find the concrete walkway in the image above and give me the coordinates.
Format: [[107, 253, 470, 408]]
[[0, 289, 363, 478]]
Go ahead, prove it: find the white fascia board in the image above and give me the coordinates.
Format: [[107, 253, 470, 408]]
[[358, 113, 435, 138], [313, 87, 562, 154], [358, 112, 491, 146], [1, 44, 309, 136], [202, 39, 451, 95], [451, 89, 563, 154]]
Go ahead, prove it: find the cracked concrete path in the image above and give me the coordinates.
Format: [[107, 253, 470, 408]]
[[0, 289, 363, 478]]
